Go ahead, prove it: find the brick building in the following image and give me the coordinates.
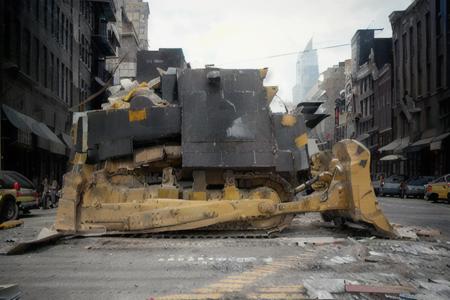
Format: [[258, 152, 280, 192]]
[[0, 0, 119, 185], [349, 29, 393, 175], [387, 0, 450, 176]]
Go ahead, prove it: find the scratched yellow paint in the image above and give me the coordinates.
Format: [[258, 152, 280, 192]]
[[281, 114, 297, 127], [128, 108, 147, 122], [294, 133, 308, 148]]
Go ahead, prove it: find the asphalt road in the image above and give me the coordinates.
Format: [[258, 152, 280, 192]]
[[0, 198, 449, 299], [378, 196, 450, 238]]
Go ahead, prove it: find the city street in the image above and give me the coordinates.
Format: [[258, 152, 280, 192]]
[[0, 197, 449, 299], [1, 0, 449, 299], [378, 197, 450, 238]]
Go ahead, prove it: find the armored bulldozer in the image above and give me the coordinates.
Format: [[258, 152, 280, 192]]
[[55, 49, 394, 237]]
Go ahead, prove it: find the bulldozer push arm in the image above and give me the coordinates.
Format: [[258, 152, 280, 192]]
[[55, 140, 394, 237]]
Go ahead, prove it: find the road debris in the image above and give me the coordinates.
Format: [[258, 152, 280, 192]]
[[0, 220, 23, 230], [345, 283, 417, 294], [0, 284, 21, 300]]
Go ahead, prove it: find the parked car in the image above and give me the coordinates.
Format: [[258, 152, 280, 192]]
[[0, 171, 38, 222], [425, 174, 450, 202], [372, 173, 386, 196], [405, 176, 435, 199], [378, 175, 408, 197]]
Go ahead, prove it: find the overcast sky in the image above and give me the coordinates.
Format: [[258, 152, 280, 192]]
[[146, 0, 412, 108]]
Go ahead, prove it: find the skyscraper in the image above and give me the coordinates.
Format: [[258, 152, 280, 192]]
[[292, 38, 319, 104]]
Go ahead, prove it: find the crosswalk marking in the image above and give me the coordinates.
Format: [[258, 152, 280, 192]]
[[157, 255, 308, 299]]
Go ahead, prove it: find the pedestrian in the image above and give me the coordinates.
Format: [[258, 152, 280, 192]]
[[41, 178, 49, 209], [400, 180, 406, 199], [49, 179, 59, 208], [379, 174, 385, 196]]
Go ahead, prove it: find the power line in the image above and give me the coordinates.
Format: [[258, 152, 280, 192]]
[[222, 43, 350, 64]]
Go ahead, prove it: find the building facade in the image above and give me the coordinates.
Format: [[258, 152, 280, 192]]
[[300, 63, 346, 149], [388, 0, 450, 176], [0, 0, 119, 185], [107, 0, 150, 83], [349, 29, 393, 175], [336, 59, 354, 142], [124, 0, 150, 50], [292, 38, 319, 105]]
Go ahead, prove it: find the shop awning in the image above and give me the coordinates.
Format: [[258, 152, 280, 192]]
[[411, 137, 434, 146], [2, 104, 66, 154], [394, 137, 410, 153], [357, 133, 370, 142], [378, 138, 402, 152], [407, 137, 434, 152], [430, 132, 450, 151], [380, 154, 406, 161]]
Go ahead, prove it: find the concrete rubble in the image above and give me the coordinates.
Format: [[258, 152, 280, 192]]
[[102, 76, 169, 110]]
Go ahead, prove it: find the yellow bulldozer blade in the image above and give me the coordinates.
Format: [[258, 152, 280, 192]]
[[55, 140, 394, 237]]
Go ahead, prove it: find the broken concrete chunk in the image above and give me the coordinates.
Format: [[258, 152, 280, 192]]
[[416, 228, 441, 237], [303, 279, 346, 294], [107, 84, 121, 95], [304, 281, 335, 299], [395, 226, 419, 240], [120, 78, 138, 90], [326, 255, 356, 265], [0, 284, 21, 300]]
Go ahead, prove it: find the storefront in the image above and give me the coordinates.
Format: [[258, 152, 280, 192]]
[[1, 104, 70, 188]]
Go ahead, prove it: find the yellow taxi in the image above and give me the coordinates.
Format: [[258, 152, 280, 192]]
[[425, 174, 450, 202], [0, 171, 38, 222]]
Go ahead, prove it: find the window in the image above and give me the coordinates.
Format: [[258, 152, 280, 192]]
[[51, 0, 55, 34], [33, 37, 39, 81], [50, 53, 54, 91], [61, 14, 65, 47], [23, 29, 31, 75], [409, 27, 414, 97], [426, 106, 432, 128], [394, 39, 400, 101], [437, 55, 443, 88], [56, 6, 60, 41], [402, 33, 407, 94], [61, 63, 65, 101], [43, 46, 48, 88], [60, 13, 64, 45], [34, 0, 39, 20], [69, 72, 73, 106], [417, 21, 422, 95], [369, 96, 374, 115], [69, 22, 73, 57], [14, 20, 21, 66], [56, 58, 60, 96], [65, 19, 69, 50], [440, 100, 450, 130], [3, 10, 10, 60], [436, 0, 442, 36], [44, 0, 48, 29], [65, 67, 69, 103], [364, 98, 368, 116]]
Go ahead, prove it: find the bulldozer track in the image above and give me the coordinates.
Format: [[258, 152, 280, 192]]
[[104, 230, 279, 239]]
